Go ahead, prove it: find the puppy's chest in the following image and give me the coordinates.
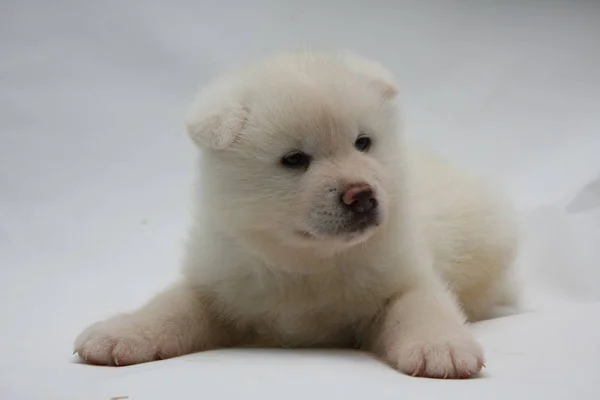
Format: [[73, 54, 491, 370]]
[[212, 270, 386, 346]]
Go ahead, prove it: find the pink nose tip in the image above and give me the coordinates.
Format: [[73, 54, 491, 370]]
[[341, 183, 377, 214]]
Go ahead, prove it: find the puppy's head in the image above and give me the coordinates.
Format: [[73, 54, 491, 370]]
[[186, 52, 402, 255]]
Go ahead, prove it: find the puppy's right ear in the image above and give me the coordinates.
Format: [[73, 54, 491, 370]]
[[185, 96, 248, 150]]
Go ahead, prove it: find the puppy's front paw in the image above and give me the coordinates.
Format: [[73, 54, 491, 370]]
[[387, 326, 485, 379], [74, 314, 175, 366]]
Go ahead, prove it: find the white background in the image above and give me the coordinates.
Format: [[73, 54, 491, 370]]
[[1, 1, 600, 399]]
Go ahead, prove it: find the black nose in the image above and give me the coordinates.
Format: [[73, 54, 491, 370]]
[[341, 184, 378, 214]]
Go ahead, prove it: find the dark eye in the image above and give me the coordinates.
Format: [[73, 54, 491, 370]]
[[355, 135, 371, 152], [281, 151, 311, 169]]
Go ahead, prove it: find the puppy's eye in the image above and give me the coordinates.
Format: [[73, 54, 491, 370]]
[[355, 135, 371, 152], [281, 151, 311, 169]]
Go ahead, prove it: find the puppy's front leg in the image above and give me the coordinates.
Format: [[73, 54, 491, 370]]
[[371, 277, 484, 379], [74, 283, 228, 366]]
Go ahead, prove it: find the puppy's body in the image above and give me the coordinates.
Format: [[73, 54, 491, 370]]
[[75, 52, 519, 378]]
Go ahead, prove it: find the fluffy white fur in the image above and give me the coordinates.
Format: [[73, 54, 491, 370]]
[[74, 52, 519, 379]]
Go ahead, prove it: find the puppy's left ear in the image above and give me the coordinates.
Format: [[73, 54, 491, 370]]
[[342, 53, 398, 100], [184, 95, 249, 150]]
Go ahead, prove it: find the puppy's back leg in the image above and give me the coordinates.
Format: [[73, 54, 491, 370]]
[[74, 283, 231, 366], [458, 269, 522, 322]]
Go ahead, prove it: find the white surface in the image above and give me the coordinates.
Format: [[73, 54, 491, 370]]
[[1, 1, 600, 399]]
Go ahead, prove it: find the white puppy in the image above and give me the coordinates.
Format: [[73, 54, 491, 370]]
[[74, 52, 519, 379]]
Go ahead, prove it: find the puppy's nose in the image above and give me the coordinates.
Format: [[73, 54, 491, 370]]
[[341, 184, 377, 214]]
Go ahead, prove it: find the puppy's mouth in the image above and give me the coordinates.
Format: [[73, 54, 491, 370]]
[[295, 230, 317, 239], [295, 215, 381, 242]]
